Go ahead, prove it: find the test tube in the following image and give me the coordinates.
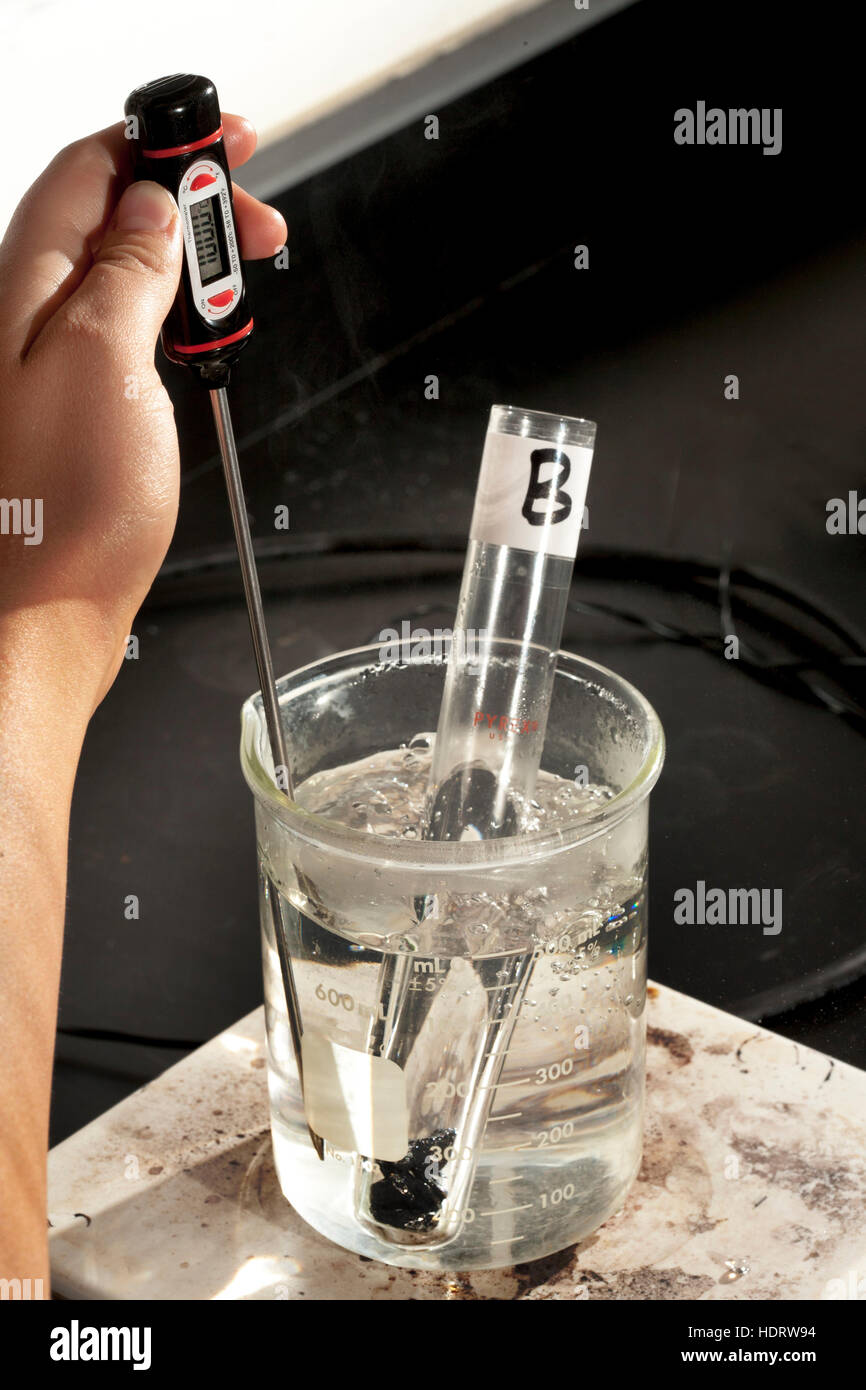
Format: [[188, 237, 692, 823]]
[[355, 406, 596, 1247], [426, 405, 596, 839]]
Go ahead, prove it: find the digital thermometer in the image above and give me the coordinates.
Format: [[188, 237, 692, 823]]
[[124, 74, 252, 387], [124, 75, 323, 1158]]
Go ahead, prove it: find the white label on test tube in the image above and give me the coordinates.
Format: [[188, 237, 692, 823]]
[[301, 1030, 409, 1161], [469, 431, 594, 558]]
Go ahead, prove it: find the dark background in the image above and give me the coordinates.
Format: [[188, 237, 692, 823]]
[[52, 0, 866, 1144]]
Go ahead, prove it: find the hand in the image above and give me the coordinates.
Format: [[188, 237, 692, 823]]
[[0, 116, 286, 712]]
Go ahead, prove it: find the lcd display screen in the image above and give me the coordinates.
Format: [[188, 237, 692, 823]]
[[191, 194, 224, 285]]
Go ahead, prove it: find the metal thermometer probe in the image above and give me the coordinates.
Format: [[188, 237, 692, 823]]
[[124, 75, 324, 1160]]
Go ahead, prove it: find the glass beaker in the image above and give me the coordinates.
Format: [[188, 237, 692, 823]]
[[240, 640, 664, 1270]]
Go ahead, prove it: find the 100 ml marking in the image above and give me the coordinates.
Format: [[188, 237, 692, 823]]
[[539, 1184, 577, 1207]]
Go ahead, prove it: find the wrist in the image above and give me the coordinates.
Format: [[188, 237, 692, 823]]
[[0, 599, 121, 734]]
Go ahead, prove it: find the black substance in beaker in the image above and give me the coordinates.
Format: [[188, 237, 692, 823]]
[[427, 765, 519, 841], [369, 1129, 456, 1232]]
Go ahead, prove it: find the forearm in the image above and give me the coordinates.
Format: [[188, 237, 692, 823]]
[[0, 604, 108, 1288], [0, 111, 283, 1293]]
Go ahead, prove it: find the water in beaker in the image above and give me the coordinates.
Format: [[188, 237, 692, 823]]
[[242, 643, 663, 1270]]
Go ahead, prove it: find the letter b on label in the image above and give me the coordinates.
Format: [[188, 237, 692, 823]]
[[522, 448, 572, 526]]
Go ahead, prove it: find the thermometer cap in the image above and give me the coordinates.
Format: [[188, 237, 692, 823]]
[[124, 74, 222, 155]]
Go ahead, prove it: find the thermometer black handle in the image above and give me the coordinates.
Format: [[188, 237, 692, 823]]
[[124, 75, 252, 388]]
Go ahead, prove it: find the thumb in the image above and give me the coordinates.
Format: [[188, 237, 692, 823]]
[[79, 181, 182, 351]]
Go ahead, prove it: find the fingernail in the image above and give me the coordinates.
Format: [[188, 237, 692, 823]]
[[116, 181, 176, 232]]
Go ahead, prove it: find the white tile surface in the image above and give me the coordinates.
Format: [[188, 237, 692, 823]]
[[48, 983, 866, 1300]]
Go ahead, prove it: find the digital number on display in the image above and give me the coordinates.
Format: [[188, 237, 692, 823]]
[[191, 195, 224, 284]]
